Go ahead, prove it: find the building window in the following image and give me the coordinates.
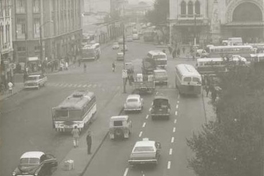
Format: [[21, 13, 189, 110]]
[[33, 18, 40, 38], [195, 0, 200, 15], [17, 46, 26, 52], [188, 1, 193, 15], [181, 1, 186, 15], [16, 0, 26, 14], [16, 19, 26, 39], [0, 0, 3, 17], [33, 0, 40, 13], [6, 25, 10, 45], [0, 26, 4, 48]]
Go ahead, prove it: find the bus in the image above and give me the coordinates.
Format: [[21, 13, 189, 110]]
[[147, 50, 167, 69], [82, 43, 101, 61], [196, 58, 227, 75], [52, 90, 96, 132], [175, 64, 202, 95], [208, 45, 255, 58]]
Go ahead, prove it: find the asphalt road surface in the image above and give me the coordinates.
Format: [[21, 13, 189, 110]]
[[0, 37, 206, 176]]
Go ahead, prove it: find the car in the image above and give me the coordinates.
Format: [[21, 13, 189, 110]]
[[126, 36, 133, 42], [150, 96, 171, 120], [109, 115, 132, 140], [196, 49, 208, 58], [12, 151, 58, 176], [128, 138, 161, 166], [154, 69, 168, 85], [112, 42, 120, 50], [116, 52, 124, 61], [121, 45, 128, 51], [24, 74, 47, 89], [124, 94, 143, 112], [132, 33, 139, 40], [118, 38, 124, 44]]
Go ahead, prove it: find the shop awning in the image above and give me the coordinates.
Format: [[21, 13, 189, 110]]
[[222, 21, 264, 28]]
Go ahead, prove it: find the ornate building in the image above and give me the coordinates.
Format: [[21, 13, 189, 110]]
[[169, 0, 264, 47], [12, 0, 83, 66], [0, 0, 14, 85]]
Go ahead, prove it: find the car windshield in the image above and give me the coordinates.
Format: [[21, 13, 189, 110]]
[[153, 99, 169, 107], [134, 146, 154, 152], [155, 72, 167, 77], [20, 158, 40, 165], [26, 77, 38, 81], [127, 98, 138, 103]]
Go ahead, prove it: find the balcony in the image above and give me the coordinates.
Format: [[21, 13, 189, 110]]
[[178, 14, 203, 20]]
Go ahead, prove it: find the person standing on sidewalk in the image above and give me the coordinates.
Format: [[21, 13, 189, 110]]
[[86, 131, 92, 154], [8, 81, 13, 94], [83, 63, 87, 73], [71, 126, 80, 148], [112, 62, 116, 72]]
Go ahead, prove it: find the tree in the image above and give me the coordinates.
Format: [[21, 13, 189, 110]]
[[187, 66, 264, 176], [145, 0, 169, 26]]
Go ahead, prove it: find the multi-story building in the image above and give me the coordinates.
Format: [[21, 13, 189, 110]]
[[0, 0, 14, 85], [12, 0, 83, 69], [169, 0, 264, 47]]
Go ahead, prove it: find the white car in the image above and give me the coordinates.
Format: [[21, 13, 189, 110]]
[[124, 94, 143, 112], [133, 33, 139, 40], [24, 74, 47, 89], [128, 138, 161, 166], [196, 49, 208, 58], [12, 151, 58, 176], [112, 42, 120, 50], [116, 52, 124, 61]]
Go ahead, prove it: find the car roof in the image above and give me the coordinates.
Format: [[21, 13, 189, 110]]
[[154, 69, 167, 73], [127, 94, 140, 99], [154, 95, 168, 100], [134, 139, 155, 147], [28, 75, 40, 77], [21, 151, 44, 159], [110, 115, 129, 120]]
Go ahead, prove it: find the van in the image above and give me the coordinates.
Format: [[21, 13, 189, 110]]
[[147, 50, 167, 68], [154, 69, 168, 85]]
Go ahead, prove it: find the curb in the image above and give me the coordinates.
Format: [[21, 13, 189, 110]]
[[0, 87, 23, 102]]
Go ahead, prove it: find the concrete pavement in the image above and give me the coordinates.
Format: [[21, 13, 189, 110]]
[[0, 83, 24, 101]]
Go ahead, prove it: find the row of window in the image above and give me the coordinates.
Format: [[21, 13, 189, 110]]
[[0, 0, 11, 17], [181, 0, 200, 15], [0, 24, 11, 49]]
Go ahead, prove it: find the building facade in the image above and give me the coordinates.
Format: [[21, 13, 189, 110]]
[[0, 0, 14, 85], [12, 0, 83, 70], [169, 0, 264, 48]]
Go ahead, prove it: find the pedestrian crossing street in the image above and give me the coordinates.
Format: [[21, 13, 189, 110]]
[[46, 82, 177, 90]]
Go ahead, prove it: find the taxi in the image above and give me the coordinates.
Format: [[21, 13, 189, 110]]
[[124, 94, 143, 112], [24, 74, 47, 89], [12, 151, 57, 176], [128, 138, 161, 166]]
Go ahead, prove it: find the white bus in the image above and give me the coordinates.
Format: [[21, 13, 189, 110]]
[[52, 90, 96, 132], [196, 58, 227, 75], [147, 50, 167, 68], [82, 43, 101, 61], [209, 45, 255, 58], [175, 64, 202, 95]]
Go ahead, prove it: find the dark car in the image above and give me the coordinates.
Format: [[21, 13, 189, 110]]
[[150, 96, 171, 120], [12, 151, 58, 176]]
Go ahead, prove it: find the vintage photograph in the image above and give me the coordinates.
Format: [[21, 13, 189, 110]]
[[1, 0, 264, 176]]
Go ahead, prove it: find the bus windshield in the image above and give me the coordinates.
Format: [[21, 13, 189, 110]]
[[53, 109, 83, 119]]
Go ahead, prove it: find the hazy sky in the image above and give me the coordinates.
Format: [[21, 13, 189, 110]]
[[128, 0, 155, 5]]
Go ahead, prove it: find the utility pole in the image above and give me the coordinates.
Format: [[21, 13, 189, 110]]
[[122, 22, 127, 93]]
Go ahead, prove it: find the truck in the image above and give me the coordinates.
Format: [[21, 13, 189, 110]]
[[134, 73, 155, 94], [142, 57, 156, 75]]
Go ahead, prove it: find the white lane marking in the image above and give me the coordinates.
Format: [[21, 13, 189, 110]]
[[149, 108, 151, 112], [177, 94, 180, 98], [174, 119, 177, 124], [73, 84, 78, 87], [169, 148, 173, 155], [177, 100, 180, 103], [82, 85, 87, 87], [176, 104, 179, 109], [146, 115, 149, 119], [142, 122, 146, 128], [173, 127, 176, 133], [171, 137, 174, 143], [167, 161, 171, 169], [68, 84, 73, 87], [175, 111, 178, 116], [123, 168, 129, 176], [139, 131, 143, 137]]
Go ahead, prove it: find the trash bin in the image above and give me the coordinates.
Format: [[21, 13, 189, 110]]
[[64, 160, 74, 171]]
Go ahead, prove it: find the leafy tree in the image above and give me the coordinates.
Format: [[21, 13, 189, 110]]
[[145, 0, 169, 26], [187, 66, 264, 176]]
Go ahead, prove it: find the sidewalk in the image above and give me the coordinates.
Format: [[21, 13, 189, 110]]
[[52, 86, 134, 176], [0, 83, 24, 101], [201, 88, 217, 123]]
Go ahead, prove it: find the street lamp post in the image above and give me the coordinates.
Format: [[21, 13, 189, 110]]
[[122, 22, 127, 93]]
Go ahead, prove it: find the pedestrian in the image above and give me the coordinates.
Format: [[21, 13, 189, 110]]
[[65, 62, 69, 70], [23, 71, 28, 82], [78, 58, 81, 67], [86, 131, 92, 154], [112, 62, 116, 72], [71, 126, 80, 148], [211, 87, 217, 103], [177, 48, 180, 57], [8, 81, 13, 94], [172, 49, 176, 59], [205, 85, 210, 97], [83, 63, 87, 73], [168, 46, 172, 54]]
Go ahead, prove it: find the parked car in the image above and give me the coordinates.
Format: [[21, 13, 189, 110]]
[[109, 115, 132, 140], [128, 138, 161, 166], [154, 69, 168, 85], [116, 52, 124, 61], [24, 74, 47, 89], [12, 151, 58, 176], [124, 94, 143, 112], [112, 42, 120, 50], [150, 96, 171, 120]]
